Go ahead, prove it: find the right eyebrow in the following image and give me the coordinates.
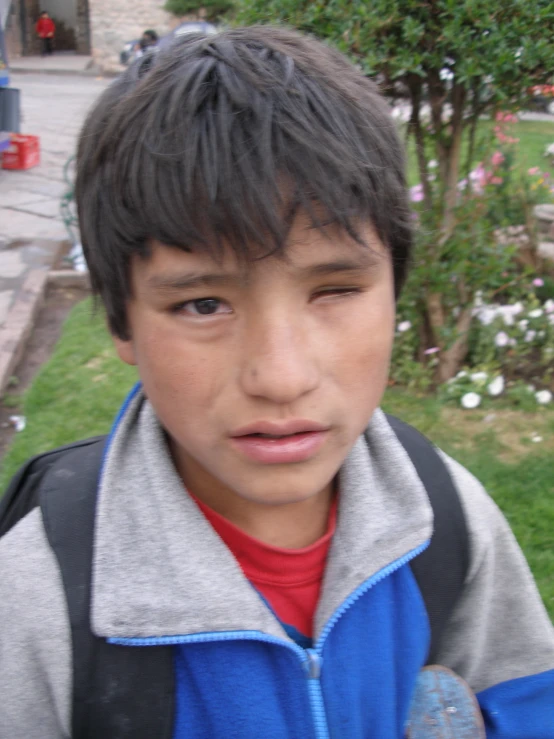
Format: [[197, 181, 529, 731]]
[[146, 272, 244, 293]]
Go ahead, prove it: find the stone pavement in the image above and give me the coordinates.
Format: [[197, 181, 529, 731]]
[[9, 53, 96, 76], [0, 72, 109, 395], [1, 72, 110, 243]]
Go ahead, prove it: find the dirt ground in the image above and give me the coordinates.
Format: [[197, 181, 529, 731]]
[[0, 285, 88, 463]]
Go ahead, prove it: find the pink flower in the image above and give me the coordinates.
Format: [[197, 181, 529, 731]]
[[528, 167, 540, 176], [490, 176, 503, 185], [491, 151, 504, 167], [424, 347, 440, 355], [410, 184, 424, 203], [533, 278, 544, 287]]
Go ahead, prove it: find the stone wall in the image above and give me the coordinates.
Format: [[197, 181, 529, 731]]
[[4, 0, 23, 59], [76, 0, 90, 54], [89, 0, 197, 72]]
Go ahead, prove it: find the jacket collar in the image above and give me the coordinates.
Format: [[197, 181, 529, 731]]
[[91, 390, 432, 641]]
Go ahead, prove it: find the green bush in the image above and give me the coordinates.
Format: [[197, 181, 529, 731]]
[[164, 0, 234, 21], [236, 0, 554, 380]]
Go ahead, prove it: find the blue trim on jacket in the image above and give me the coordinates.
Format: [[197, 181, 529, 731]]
[[111, 550, 431, 738]]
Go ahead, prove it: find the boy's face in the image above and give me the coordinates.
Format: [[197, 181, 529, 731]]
[[115, 213, 395, 508]]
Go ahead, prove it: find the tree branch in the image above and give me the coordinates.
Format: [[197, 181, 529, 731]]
[[407, 74, 433, 211]]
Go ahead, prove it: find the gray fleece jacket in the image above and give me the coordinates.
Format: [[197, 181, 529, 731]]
[[0, 393, 553, 738]]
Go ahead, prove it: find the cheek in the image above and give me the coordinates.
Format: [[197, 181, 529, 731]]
[[332, 294, 395, 396], [130, 315, 227, 418]]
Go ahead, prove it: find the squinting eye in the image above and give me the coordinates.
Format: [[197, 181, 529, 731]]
[[313, 287, 362, 301], [176, 298, 232, 316]]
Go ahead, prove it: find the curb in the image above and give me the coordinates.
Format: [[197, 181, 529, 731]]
[[0, 269, 48, 398], [0, 267, 91, 398], [10, 65, 120, 79], [48, 270, 90, 289]]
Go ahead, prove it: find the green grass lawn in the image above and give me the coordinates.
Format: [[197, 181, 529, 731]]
[[406, 118, 554, 187], [1, 298, 553, 619]]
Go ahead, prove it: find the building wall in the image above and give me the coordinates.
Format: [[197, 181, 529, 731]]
[[42, 0, 77, 29], [89, 0, 189, 71], [4, 0, 23, 59]]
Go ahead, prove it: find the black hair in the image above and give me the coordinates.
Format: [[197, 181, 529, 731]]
[[76, 25, 412, 339], [142, 29, 158, 43]]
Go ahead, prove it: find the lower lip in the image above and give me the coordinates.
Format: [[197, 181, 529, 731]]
[[230, 431, 328, 464]]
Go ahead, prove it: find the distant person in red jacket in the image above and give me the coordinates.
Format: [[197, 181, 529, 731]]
[[36, 11, 55, 56]]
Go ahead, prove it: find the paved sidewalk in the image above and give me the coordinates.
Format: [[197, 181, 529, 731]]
[[9, 53, 96, 76], [0, 72, 109, 395], [1, 73, 109, 243]]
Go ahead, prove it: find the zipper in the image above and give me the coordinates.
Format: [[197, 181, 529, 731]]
[[305, 649, 329, 739], [109, 541, 429, 739], [315, 540, 430, 650]]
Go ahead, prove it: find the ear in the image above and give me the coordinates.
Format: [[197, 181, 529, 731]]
[[113, 336, 137, 366]]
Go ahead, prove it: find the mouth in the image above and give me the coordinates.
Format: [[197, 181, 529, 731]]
[[230, 421, 330, 464]]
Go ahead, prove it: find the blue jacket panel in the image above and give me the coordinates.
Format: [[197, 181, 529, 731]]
[[170, 564, 430, 739], [478, 668, 554, 739]]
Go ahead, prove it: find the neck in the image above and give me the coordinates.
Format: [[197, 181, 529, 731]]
[[206, 486, 336, 549], [171, 443, 335, 548]]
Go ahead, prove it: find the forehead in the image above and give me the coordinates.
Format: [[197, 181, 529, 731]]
[[136, 217, 388, 286]]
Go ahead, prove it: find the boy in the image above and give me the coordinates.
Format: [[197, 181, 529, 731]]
[[36, 10, 55, 56], [0, 26, 553, 739]]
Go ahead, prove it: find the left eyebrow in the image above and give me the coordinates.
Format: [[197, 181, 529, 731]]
[[294, 255, 384, 279]]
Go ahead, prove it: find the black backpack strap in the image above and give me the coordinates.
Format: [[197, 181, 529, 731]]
[[0, 436, 106, 538], [40, 438, 175, 739], [385, 415, 470, 664]]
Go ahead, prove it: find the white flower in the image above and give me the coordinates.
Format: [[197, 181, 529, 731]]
[[528, 308, 543, 318], [428, 159, 438, 169], [494, 331, 510, 347], [477, 306, 497, 326], [544, 299, 554, 314], [531, 435, 543, 443], [456, 370, 468, 378], [461, 392, 482, 409], [487, 376, 505, 396], [471, 371, 488, 382], [535, 390, 553, 404], [502, 311, 515, 327], [518, 319, 529, 331], [397, 320, 412, 333], [527, 384, 536, 392], [524, 330, 537, 342], [510, 302, 523, 316]]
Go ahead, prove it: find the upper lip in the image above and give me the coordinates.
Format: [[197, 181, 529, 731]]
[[231, 420, 329, 437]]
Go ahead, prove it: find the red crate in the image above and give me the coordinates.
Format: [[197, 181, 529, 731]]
[[2, 134, 40, 170]]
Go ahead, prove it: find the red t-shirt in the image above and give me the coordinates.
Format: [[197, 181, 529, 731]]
[[36, 18, 55, 38], [193, 495, 337, 640]]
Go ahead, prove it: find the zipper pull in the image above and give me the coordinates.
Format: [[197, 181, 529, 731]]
[[305, 649, 322, 679]]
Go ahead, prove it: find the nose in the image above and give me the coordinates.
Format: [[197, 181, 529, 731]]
[[240, 314, 320, 405]]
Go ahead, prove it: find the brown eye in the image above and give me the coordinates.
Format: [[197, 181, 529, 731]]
[[172, 298, 233, 317], [192, 299, 221, 315]]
